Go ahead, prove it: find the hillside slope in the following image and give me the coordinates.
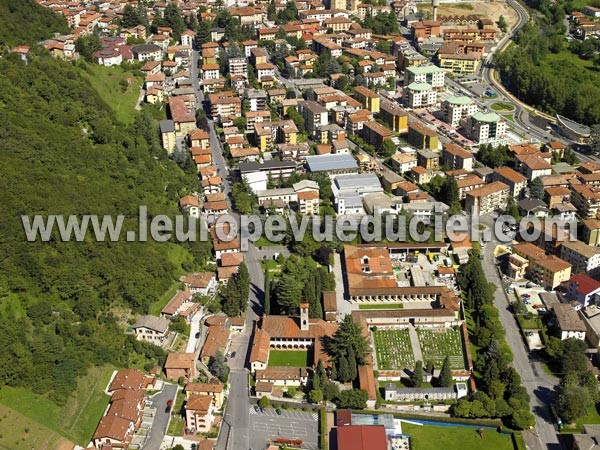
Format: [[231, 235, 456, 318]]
[[0, 0, 68, 46]]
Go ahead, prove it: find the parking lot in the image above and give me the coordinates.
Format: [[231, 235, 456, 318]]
[[248, 407, 318, 450]]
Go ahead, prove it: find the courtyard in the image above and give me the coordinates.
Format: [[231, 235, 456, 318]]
[[268, 350, 310, 367]]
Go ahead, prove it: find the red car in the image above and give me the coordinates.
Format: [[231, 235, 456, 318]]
[[166, 399, 173, 413]]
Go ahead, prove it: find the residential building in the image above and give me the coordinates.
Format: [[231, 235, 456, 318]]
[[385, 383, 468, 401], [354, 86, 380, 113], [380, 100, 409, 133], [168, 97, 196, 137], [131, 44, 161, 61], [159, 120, 176, 153], [465, 111, 506, 145], [185, 395, 215, 433], [209, 91, 242, 123], [404, 82, 436, 108], [493, 166, 527, 199], [362, 121, 392, 148], [583, 219, 600, 246], [254, 120, 299, 151], [513, 242, 572, 290], [164, 352, 197, 381], [180, 272, 217, 296], [229, 57, 247, 77], [239, 160, 297, 180], [516, 154, 553, 181], [412, 20, 442, 42], [404, 64, 445, 89], [552, 303, 586, 340], [571, 184, 600, 219], [161, 289, 193, 319], [407, 122, 438, 150], [441, 143, 473, 171], [200, 325, 230, 364], [438, 53, 480, 73], [132, 316, 169, 345], [297, 100, 329, 137], [179, 195, 200, 218], [390, 153, 418, 173], [93, 414, 135, 449], [464, 181, 509, 215], [560, 240, 600, 277], [441, 95, 478, 126], [417, 149, 440, 170], [567, 273, 600, 308]]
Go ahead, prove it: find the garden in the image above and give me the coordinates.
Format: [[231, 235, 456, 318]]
[[417, 328, 465, 369], [373, 329, 415, 370]]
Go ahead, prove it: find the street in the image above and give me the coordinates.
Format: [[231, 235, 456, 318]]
[[480, 217, 561, 450], [144, 383, 179, 450]]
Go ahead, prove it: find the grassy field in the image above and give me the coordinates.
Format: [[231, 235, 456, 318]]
[[491, 102, 515, 111], [561, 404, 600, 434], [0, 364, 114, 446], [149, 281, 181, 316], [373, 329, 415, 370], [268, 350, 309, 367], [402, 423, 515, 450], [167, 389, 186, 437], [417, 328, 465, 369], [79, 64, 142, 124], [0, 403, 72, 450], [358, 303, 404, 310], [540, 50, 599, 86]]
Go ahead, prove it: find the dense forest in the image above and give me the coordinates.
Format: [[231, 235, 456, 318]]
[[0, 1, 210, 404], [0, 0, 68, 46], [496, 0, 600, 125]]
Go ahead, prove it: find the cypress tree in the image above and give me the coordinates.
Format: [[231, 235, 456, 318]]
[[348, 347, 358, 382], [264, 267, 271, 315], [411, 361, 423, 387], [439, 356, 453, 387]]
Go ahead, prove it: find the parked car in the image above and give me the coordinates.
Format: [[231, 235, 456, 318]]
[[254, 406, 260, 412], [276, 408, 282, 415], [166, 399, 173, 413]]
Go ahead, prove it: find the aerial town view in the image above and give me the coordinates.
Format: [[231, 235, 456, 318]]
[[2, 0, 600, 448]]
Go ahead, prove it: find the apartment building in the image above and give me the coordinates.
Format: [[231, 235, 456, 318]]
[[571, 184, 600, 219], [465, 111, 506, 145], [411, 20, 442, 41], [209, 91, 242, 123], [404, 82, 437, 108], [245, 88, 268, 111], [201, 63, 220, 80], [465, 181, 509, 215], [441, 143, 473, 171], [552, 303, 586, 341], [438, 53, 480, 73], [516, 154, 553, 181], [583, 219, 600, 246], [441, 95, 478, 126], [362, 121, 392, 148], [132, 316, 169, 345], [567, 273, 600, 308], [407, 122, 439, 150], [513, 242, 572, 290], [297, 100, 329, 137], [229, 57, 247, 77], [354, 86, 380, 113], [560, 240, 600, 278], [254, 120, 298, 151], [390, 153, 418, 173], [404, 64, 445, 89], [493, 166, 527, 199], [380, 99, 409, 133]]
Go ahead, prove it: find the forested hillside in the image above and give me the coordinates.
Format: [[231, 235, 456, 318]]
[[0, 0, 68, 46], [0, 35, 209, 406]]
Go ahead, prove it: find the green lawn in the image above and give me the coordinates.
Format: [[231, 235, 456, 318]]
[[268, 350, 309, 367], [149, 281, 181, 316], [78, 64, 142, 124], [359, 303, 404, 310], [167, 389, 186, 436], [402, 423, 515, 450], [491, 102, 515, 112], [561, 404, 600, 434], [0, 364, 114, 445], [255, 236, 285, 247], [0, 403, 72, 450]]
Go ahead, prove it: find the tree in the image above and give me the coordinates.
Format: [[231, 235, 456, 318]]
[[411, 361, 423, 387], [75, 34, 101, 62], [556, 386, 590, 423], [380, 139, 397, 158], [591, 124, 600, 156], [529, 177, 544, 199], [121, 4, 143, 28], [338, 355, 352, 382], [163, 3, 185, 41], [258, 395, 270, 408], [328, 315, 369, 381], [438, 356, 452, 387], [322, 380, 340, 401], [335, 389, 368, 409], [498, 15, 508, 32], [309, 389, 324, 403], [264, 267, 271, 315], [286, 107, 305, 132], [208, 350, 229, 382]]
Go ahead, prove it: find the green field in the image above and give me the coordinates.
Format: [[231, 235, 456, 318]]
[[417, 328, 465, 369], [78, 64, 142, 124], [402, 423, 515, 450], [0, 364, 114, 446], [358, 303, 404, 310], [561, 404, 600, 434], [491, 102, 514, 112], [373, 329, 415, 370], [268, 350, 309, 367], [149, 281, 181, 316]]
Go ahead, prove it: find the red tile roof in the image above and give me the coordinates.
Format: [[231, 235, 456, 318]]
[[337, 425, 388, 450], [570, 273, 600, 296]]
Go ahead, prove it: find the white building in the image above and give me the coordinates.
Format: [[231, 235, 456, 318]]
[[465, 111, 506, 145], [552, 303, 586, 341], [442, 95, 478, 126], [404, 64, 445, 89], [560, 240, 600, 278], [404, 82, 436, 108], [132, 315, 170, 345], [333, 173, 383, 215]]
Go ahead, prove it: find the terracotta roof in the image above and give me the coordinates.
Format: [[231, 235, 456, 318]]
[[337, 425, 388, 450], [108, 369, 146, 392], [186, 394, 212, 413], [255, 381, 274, 393], [494, 166, 527, 184], [249, 327, 271, 364], [162, 289, 193, 315], [180, 195, 200, 208], [185, 381, 224, 394], [200, 325, 230, 359], [358, 365, 377, 400], [93, 415, 132, 442], [220, 252, 244, 267], [256, 367, 308, 381], [181, 272, 215, 289], [164, 352, 196, 370], [465, 181, 509, 198]]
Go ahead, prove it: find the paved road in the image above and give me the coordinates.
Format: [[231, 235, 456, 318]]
[[249, 407, 319, 450], [144, 383, 179, 450], [480, 217, 561, 450], [185, 309, 203, 353]]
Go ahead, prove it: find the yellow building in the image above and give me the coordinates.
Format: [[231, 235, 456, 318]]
[[380, 100, 409, 134], [583, 219, 600, 246], [438, 54, 480, 74], [513, 242, 572, 290], [185, 382, 225, 409], [354, 86, 380, 113], [407, 122, 438, 151], [160, 120, 176, 153]]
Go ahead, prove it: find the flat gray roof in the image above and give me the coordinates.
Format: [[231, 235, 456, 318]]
[[305, 153, 358, 172]]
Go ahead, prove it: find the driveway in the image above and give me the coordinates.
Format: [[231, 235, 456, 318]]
[[144, 383, 179, 450]]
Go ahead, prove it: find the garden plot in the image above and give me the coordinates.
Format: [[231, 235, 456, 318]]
[[417, 328, 465, 369], [373, 329, 415, 370]]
